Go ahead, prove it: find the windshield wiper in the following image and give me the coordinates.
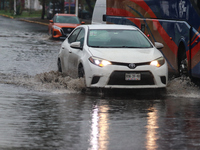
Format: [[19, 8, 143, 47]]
[[113, 46, 138, 48], [91, 46, 111, 48]]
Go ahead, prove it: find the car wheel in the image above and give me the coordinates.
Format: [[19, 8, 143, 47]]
[[179, 53, 188, 77], [57, 58, 62, 72], [78, 64, 87, 91], [78, 64, 84, 78]]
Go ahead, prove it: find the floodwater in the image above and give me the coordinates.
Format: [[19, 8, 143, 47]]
[[0, 16, 200, 150]]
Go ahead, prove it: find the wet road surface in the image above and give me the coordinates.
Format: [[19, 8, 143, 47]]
[[0, 16, 200, 150]]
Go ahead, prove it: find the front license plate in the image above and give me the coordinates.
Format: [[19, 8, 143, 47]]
[[125, 73, 141, 81]]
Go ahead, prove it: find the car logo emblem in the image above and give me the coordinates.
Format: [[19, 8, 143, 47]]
[[128, 63, 136, 69]]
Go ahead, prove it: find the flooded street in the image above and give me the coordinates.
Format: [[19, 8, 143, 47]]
[[1, 16, 200, 150]]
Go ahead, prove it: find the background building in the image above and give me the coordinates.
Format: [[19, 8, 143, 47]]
[[25, 0, 42, 10]]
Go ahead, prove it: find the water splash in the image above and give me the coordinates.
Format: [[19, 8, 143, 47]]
[[34, 71, 86, 92], [166, 77, 200, 98], [0, 71, 86, 94], [0, 70, 199, 97]]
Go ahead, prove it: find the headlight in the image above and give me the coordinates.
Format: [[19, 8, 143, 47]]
[[150, 57, 165, 67], [89, 57, 112, 67], [53, 25, 61, 30]]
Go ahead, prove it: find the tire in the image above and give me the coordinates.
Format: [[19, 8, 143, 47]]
[[57, 58, 62, 72], [179, 52, 188, 77], [78, 64, 87, 91], [78, 64, 85, 78]]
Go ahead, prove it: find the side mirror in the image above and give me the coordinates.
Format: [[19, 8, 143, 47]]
[[49, 20, 53, 23], [70, 41, 82, 49], [103, 14, 107, 22], [154, 42, 164, 50]]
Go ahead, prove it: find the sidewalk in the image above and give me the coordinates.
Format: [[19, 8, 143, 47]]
[[19, 18, 50, 26], [18, 17, 91, 26]]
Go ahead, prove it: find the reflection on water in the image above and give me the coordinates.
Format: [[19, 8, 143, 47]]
[[1, 16, 200, 149], [90, 105, 99, 150], [146, 107, 159, 150], [1, 83, 200, 149], [90, 104, 109, 150], [98, 105, 109, 150]]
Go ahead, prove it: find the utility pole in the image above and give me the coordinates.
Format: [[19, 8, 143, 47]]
[[76, 0, 78, 16], [14, 0, 16, 15]]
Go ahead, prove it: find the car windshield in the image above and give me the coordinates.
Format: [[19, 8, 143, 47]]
[[87, 29, 153, 48], [55, 16, 80, 24]]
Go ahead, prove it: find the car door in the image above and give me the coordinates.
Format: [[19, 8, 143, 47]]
[[68, 28, 85, 77], [61, 27, 81, 74]]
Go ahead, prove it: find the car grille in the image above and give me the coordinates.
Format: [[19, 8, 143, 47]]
[[62, 27, 74, 34], [107, 71, 155, 85], [112, 61, 150, 68]]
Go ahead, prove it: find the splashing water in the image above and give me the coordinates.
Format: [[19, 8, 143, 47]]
[[0, 70, 199, 97], [166, 77, 200, 98], [34, 71, 86, 93], [0, 71, 86, 94]]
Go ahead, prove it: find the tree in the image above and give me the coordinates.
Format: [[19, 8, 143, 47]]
[[9, 0, 13, 13], [38, 0, 51, 19], [60, 0, 64, 13], [85, 0, 93, 13], [41, 0, 45, 19]]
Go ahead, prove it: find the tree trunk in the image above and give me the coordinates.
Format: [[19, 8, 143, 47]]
[[41, 0, 45, 19], [9, 0, 13, 13], [61, 0, 64, 13], [53, 0, 56, 16], [14, 0, 16, 15]]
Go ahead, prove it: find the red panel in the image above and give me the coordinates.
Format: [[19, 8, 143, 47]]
[[107, 8, 135, 17]]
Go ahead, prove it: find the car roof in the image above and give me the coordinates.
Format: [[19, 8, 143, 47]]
[[55, 13, 76, 17], [84, 24, 138, 30]]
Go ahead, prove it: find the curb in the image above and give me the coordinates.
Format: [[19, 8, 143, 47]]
[[0, 14, 48, 26], [0, 14, 14, 19], [19, 19, 49, 26]]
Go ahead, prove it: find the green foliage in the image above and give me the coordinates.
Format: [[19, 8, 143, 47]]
[[0, 9, 43, 18]]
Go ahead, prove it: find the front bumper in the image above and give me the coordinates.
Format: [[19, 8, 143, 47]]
[[52, 28, 73, 39], [84, 61, 168, 89]]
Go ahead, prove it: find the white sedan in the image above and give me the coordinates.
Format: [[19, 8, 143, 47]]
[[57, 24, 168, 89]]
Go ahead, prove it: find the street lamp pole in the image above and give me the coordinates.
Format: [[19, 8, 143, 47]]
[[14, 0, 16, 15], [76, 0, 78, 16]]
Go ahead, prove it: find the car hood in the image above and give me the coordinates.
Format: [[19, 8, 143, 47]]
[[88, 47, 162, 63], [54, 23, 80, 28]]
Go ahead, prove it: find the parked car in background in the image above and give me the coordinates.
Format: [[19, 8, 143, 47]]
[[78, 9, 92, 19], [46, 2, 62, 19], [48, 13, 84, 39], [57, 24, 168, 89], [65, 6, 92, 19], [47, 2, 92, 20]]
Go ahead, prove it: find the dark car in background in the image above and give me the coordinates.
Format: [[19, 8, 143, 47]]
[[46, 2, 62, 19], [65, 6, 92, 19], [46, 2, 92, 20]]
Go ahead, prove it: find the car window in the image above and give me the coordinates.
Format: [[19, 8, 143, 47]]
[[53, 15, 56, 22], [68, 28, 81, 43], [55, 16, 80, 24], [76, 29, 85, 48], [88, 29, 153, 48]]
